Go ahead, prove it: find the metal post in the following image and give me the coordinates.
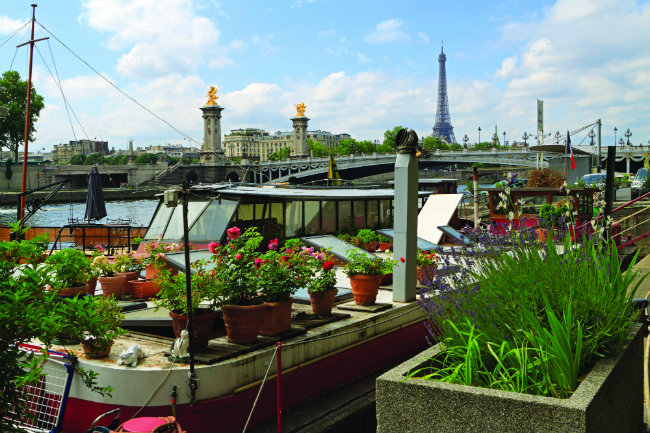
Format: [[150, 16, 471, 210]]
[[596, 119, 602, 173], [604, 147, 616, 237], [276, 342, 283, 433], [181, 181, 198, 403], [473, 167, 479, 228], [393, 128, 418, 302]]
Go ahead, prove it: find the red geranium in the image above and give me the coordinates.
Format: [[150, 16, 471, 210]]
[[323, 260, 334, 271], [227, 226, 241, 240]]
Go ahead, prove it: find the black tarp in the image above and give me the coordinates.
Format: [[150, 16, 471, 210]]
[[84, 166, 107, 221]]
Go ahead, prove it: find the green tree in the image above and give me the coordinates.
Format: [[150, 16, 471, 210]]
[[0, 71, 45, 163], [269, 147, 291, 161], [307, 139, 327, 157], [84, 152, 105, 165], [4, 157, 12, 180], [355, 139, 376, 154], [380, 126, 403, 152], [69, 154, 85, 165], [135, 153, 159, 164], [422, 136, 450, 151], [106, 154, 128, 165]]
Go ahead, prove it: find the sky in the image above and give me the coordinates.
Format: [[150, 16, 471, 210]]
[[0, 0, 648, 153]]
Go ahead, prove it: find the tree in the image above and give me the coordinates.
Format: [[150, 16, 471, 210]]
[[422, 136, 450, 151], [380, 126, 403, 152], [135, 153, 159, 164], [84, 152, 105, 165], [4, 157, 12, 180], [69, 154, 85, 165], [0, 71, 45, 163], [269, 147, 291, 161], [307, 139, 327, 158]]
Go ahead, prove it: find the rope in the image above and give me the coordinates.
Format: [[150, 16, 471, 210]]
[[242, 344, 279, 433], [130, 346, 180, 420]]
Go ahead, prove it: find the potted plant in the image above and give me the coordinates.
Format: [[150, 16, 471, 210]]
[[154, 260, 219, 352], [92, 254, 127, 299], [377, 234, 392, 252], [44, 249, 92, 296], [356, 228, 378, 252], [342, 249, 395, 305], [255, 238, 317, 335], [416, 250, 437, 286], [208, 226, 267, 344], [113, 251, 144, 282], [142, 239, 186, 281], [78, 295, 126, 358], [377, 234, 647, 432], [50, 294, 87, 345], [131, 236, 142, 252], [306, 257, 337, 315], [536, 203, 555, 242]]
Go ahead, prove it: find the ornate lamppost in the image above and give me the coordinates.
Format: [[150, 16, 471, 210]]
[[522, 132, 529, 147], [503, 131, 506, 147], [462, 134, 469, 149], [477, 127, 481, 146], [614, 127, 617, 146], [554, 131, 561, 145], [625, 128, 632, 146]]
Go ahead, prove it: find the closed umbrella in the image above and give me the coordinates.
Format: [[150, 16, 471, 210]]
[[84, 166, 107, 221]]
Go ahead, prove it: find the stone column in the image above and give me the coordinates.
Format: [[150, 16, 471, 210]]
[[291, 116, 309, 157], [393, 129, 419, 303], [200, 105, 225, 165]]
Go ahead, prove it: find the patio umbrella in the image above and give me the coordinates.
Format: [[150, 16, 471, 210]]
[[84, 166, 107, 221]]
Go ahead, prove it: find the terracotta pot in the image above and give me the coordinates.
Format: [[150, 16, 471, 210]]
[[259, 299, 293, 336], [98, 275, 127, 299], [309, 288, 338, 316], [169, 308, 218, 352], [145, 264, 178, 281], [87, 277, 98, 296], [57, 283, 89, 297], [364, 241, 378, 253], [128, 279, 160, 299], [381, 272, 393, 285], [535, 228, 550, 243], [379, 242, 391, 251], [117, 271, 141, 282], [81, 339, 113, 359], [221, 303, 267, 344], [416, 265, 437, 286], [348, 274, 383, 306]]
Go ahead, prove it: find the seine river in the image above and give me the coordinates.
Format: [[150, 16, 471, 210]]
[[0, 199, 159, 227]]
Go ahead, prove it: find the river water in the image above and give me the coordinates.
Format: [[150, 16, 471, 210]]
[[0, 199, 159, 227]]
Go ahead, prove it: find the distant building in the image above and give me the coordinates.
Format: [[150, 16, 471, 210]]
[[52, 139, 109, 164], [223, 128, 351, 161], [143, 144, 200, 159]]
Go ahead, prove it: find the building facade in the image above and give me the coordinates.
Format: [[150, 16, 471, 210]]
[[52, 140, 109, 164], [223, 128, 351, 161]]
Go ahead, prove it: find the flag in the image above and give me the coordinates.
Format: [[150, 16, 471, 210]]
[[566, 130, 575, 170], [327, 146, 341, 185]]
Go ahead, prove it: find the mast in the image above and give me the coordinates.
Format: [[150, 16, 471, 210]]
[[17, 4, 48, 224]]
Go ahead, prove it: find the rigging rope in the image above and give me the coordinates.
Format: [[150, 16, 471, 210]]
[[0, 21, 30, 51], [242, 344, 280, 433], [36, 21, 202, 148]]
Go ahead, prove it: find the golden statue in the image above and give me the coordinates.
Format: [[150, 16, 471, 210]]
[[295, 102, 306, 117], [206, 86, 219, 106]]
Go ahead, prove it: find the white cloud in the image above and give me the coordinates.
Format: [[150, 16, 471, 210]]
[[80, 0, 231, 78], [0, 15, 26, 34], [496, 56, 517, 79], [364, 19, 410, 44], [418, 32, 430, 44], [229, 39, 247, 52], [356, 52, 371, 64], [318, 29, 336, 38], [250, 33, 278, 56]]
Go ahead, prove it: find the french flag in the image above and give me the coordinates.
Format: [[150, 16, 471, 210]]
[[566, 130, 575, 170]]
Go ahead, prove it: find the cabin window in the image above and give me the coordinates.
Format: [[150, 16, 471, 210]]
[[144, 202, 173, 240], [255, 203, 265, 220], [285, 201, 303, 237], [338, 201, 353, 232], [304, 201, 320, 235], [188, 199, 238, 243], [379, 200, 392, 228], [237, 203, 254, 222], [163, 200, 208, 241], [515, 195, 547, 215], [367, 200, 379, 227], [551, 195, 571, 208], [353, 201, 366, 229], [322, 200, 337, 233]]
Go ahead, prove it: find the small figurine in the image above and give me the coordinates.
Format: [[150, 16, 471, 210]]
[[206, 86, 219, 106], [117, 344, 146, 367], [169, 330, 190, 363], [295, 102, 306, 117]]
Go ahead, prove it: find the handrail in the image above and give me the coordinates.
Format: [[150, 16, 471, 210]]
[[575, 190, 650, 233]]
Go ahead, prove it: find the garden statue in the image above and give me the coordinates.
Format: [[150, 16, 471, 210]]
[[169, 330, 190, 363], [295, 102, 306, 117], [206, 86, 219, 106], [117, 344, 146, 367]]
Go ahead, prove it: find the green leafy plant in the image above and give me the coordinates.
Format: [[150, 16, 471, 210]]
[[256, 242, 317, 302], [91, 254, 116, 277], [112, 251, 144, 273], [306, 254, 336, 294], [45, 249, 92, 289], [78, 295, 126, 348], [154, 260, 218, 315], [343, 248, 396, 276], [416, 250, 438, 267], [356, 228, 378, 244], [378, 234, 391, 244]]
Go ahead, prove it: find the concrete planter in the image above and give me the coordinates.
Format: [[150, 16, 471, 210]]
[[376, 323, 644, 433]]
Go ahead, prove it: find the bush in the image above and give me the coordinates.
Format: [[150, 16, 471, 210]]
[[527, 168, 564, 187]]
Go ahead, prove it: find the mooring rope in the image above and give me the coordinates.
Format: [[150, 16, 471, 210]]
[[242, 343, 280, 433]]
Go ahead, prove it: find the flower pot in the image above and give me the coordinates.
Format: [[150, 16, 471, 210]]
[[117, 271, 140, 282], [348, 274, 383, 306], [169, 308, 218, 352], [381, 272, 393, 285], [98, 275, 127, 299], [416, 265, 436, 286], [259, 299, 293, 336], [81, 339, 114, 359], [221, 303, 267, 344], [364, 241, 379, 252], [56, 283, 88, 297], [379, 242, 391, 252], [87, 276, 98, 296], [145, 264, 178, 281], [309, 288, 338, 316], [128, 279, 160, 299], [535, 228, 550, 243]]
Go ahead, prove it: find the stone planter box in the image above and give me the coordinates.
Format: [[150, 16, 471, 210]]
[[376, 323, 644, 433]]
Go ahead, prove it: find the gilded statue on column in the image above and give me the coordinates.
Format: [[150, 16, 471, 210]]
[[294, 102, 306, 117], [206, 86, 219, 106]]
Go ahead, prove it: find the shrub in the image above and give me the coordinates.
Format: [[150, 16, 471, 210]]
[[527, 168, 564, 187]]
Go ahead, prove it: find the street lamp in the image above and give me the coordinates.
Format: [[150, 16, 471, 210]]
[[503, 131, 506, 147], [625, 128, 632, 146], [522, 132, 529, 147], [554, 131, 561, 145], [614, 127, 617, 146], [618, 138, 624, 146], [589, 130, 595, 146], [478, 127, 481, 146], [463, 134, 469, 149]]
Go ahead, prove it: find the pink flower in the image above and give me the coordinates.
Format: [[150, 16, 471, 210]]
[[268, 238, 278, 250], [323, 261, 334, 271], [211, 270, 215, 275], [400, 257, 405, 263], [95, 244, 103, 250], [235, 253, 242, 260], [313, 252, 324, 261], [301, 246, 314, 254], [227, 227, 241, 240], [254, 257, 263, 269], [156, 252, 165, 259], [285, 248, 292, 253], [208, 241, 219, 254]]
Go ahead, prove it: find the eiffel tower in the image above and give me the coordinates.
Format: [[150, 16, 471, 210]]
[[432, 43, 456, 144]]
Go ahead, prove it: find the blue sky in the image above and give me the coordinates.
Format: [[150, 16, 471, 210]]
[[0, 0, 648, 153]]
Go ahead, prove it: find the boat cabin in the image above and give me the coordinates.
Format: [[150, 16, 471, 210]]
[[486, 187, 598, 234], [143, 184, 432, 246]]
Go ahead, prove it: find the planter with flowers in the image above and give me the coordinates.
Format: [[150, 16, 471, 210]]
[[378, 234, 393, 252], [343, 249, 396, 306], [113, 251, 144, 283], [256, 238, 317, 336], [78, 295, 126, 358], [416, 250, 438, 286], [154, 260, 219, 352], [92, 255, 126, 299], [44, 249, 92, 296], [306, 256, 337, 315], [208, 227, 268, 344], [142, 239, 186, 283]]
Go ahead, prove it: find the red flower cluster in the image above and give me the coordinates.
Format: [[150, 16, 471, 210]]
[[268, 238, 278, 250], [208, 241, 219, 254], [227, 227, 241, 240], [322, 260, 334, 271]]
